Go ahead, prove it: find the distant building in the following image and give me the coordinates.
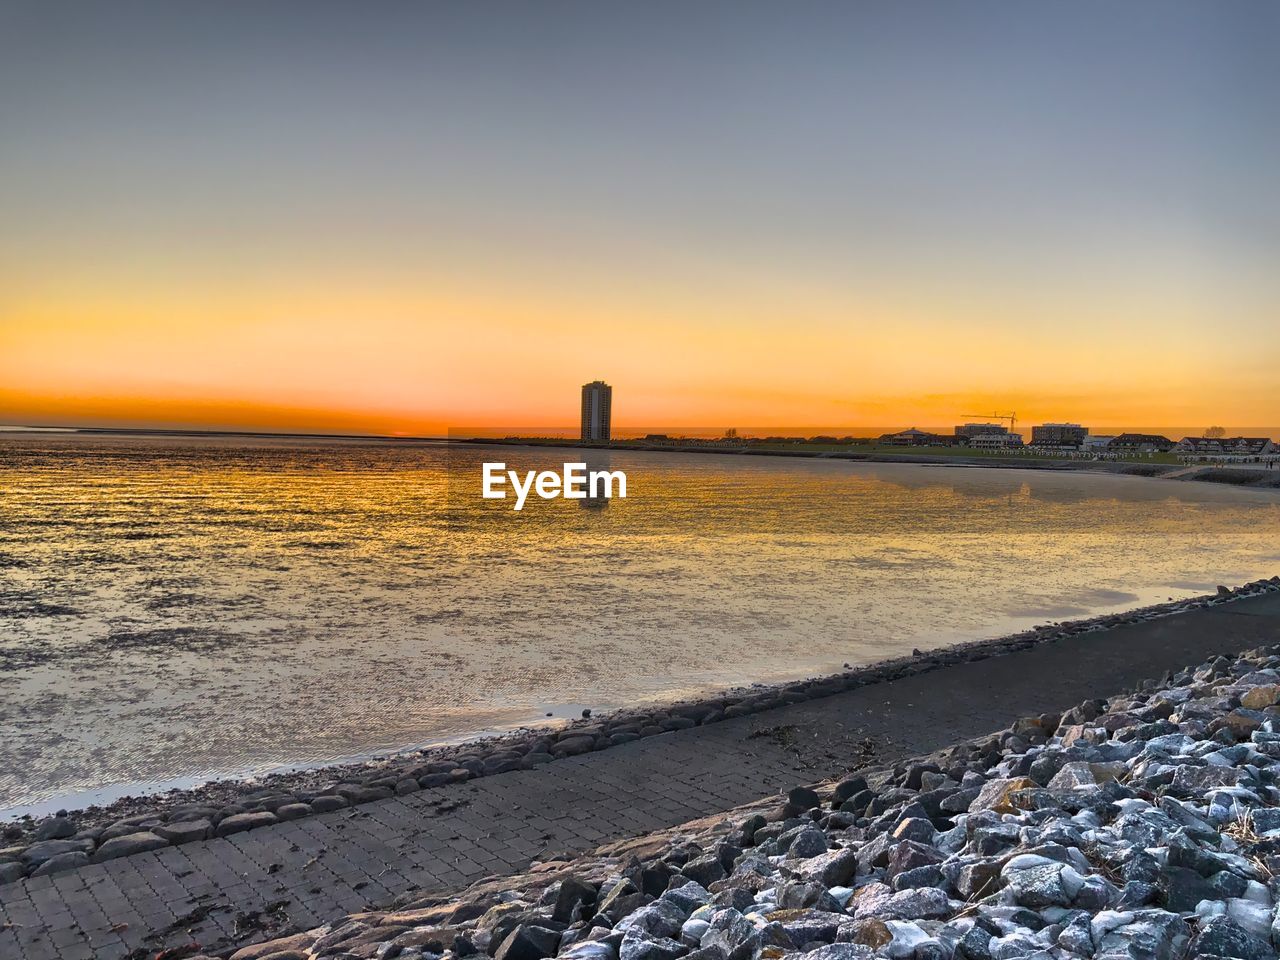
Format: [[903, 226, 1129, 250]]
[[1082, 435, 1115, 452], [580, 380, 612, 442], [1175, 436, 1275, 457], [1107, 433, 1174, 454], [1031, 423, 1089, 448], [956, 423, 1008, 440], [879, 427, 948, 447], [968, 433, 1025, 451]]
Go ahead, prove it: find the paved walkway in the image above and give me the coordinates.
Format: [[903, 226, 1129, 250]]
[[2, 592, 1278, 959]]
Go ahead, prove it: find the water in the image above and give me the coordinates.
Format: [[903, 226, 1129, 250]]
[[1, 433, 1278, 816]]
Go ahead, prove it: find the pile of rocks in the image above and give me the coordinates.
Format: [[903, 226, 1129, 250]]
[[228, 637, 1280, 960], [3, 576, 1278, 884]]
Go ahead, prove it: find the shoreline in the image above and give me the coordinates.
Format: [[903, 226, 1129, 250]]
[[8, 602, 1280, 956], [3, 575, 1277, 879], [457, 437, 1280, 489]]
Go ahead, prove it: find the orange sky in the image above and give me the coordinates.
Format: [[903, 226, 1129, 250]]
[[2, 276, 1276, 436]]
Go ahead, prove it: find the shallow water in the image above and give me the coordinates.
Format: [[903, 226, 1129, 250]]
[[1, 433, 1278, 816]]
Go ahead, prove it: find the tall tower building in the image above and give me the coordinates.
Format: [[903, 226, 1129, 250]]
[[580, 380, 612, 442]]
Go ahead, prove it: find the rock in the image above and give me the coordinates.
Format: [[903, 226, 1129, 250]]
[[1093, 909, 1187, 960], [662, 882, 710, 914], [215, 811, 278, 836], [553, 736, 597, 757], [1241, 686, 1280, 709], [786, 786, 822, 814], [797, 945, 875, 960], [857, 886, 951, 921], [554, 876, 597, 923], [682, 855, 726, 887], [1047, 761, 1097, 790], [785, 826, 828, 859], [20, 839, 91, 865], [229, 932, 318, 959], [795, 846, 859, 887], [955, 860, 1003, 899], [1192, 915, 1273, 959], [968, 777, 1037, 814], [616, 900, 687, 940], [773, 907, 842, 944], [1158, 866, 1219, 913], [1170, 765, 1241, 793], [275, 803, 312, 821], [618, 936, 684, 960], [30, 851, 90, 876], [91, 831, 169, 862], [311, 795, 348, 812], [1004, 862, 1074, 908], [154, 819, 212, 843], [0, 861, 25, 884], [34, 816, 76, 841], [494, 924, 561, 960], [559, 943, 618, 960], [885, 840, 943, 882], [890, 817, 935, 843]]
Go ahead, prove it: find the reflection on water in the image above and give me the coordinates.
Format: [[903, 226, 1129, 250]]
[[1, 433, 1278, 814]]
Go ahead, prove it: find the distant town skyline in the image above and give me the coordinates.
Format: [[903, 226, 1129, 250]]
[[2, 2, 1277, 435]]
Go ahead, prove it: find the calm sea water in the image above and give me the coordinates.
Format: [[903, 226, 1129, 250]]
[[2, 433, 1278, 816]]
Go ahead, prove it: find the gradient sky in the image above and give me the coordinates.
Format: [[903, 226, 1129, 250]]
[[2, 0, 1278, 434]]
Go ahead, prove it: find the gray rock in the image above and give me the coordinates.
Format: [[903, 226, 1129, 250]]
[[700, 908, 757, 959], [553, 736, 597, 757], [619, 937, 685, 960], [21, 839, 92, 865], [776, 909, 842, 945], [275, 803, 312, 821], [797, 946, 874, 960], [795, 846, 859, 887], [91, 831, 169, 862], [616, 900, 687, 940], [1170, 765, 1241, 793], [30, 851, 90, 876], [857, 885, 951, 921], [681, 855, 726, 887], [0, 861, 25, 884], [1004, 863, 1073, 908], [786, 826, 828, 859], [34, 816, 76, 841], [559, 942, 618, 960], [554, 876, 597, 923], [1158, 865, 1218, 913], [495, 924, 562, 960], [153, 819, 212, 843], [215, 811, 278, 836], [1192, 915, 1273, 960], [661, 882, 710, 914]]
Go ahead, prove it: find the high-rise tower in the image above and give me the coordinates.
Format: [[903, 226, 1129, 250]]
[[580, 380, 612, 442]]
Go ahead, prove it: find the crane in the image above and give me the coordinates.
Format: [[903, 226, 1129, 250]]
[[961, 411, 1018, 434]]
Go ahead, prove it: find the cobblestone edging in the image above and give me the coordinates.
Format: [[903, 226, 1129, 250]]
[[3, 577, 1278, 883]]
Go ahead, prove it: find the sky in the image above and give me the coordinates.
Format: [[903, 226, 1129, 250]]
[[2, 0, 1278, 436]]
